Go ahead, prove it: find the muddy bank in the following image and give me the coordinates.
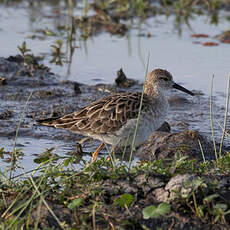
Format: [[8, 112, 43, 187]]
[[1, 162, 230, 229]]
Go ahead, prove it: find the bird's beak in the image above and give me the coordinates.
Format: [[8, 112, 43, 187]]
[[173, 83, 194, 96]]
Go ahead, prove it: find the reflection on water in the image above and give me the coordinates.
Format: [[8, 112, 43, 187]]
[[0, 136, 92, 177], [0, 2, 229, 98]]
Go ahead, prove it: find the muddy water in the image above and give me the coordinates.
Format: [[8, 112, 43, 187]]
[[0, 2, 230, 174]]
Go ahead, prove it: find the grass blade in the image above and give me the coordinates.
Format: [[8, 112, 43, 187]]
[[128, 52, 150, 170], [219, 74, 230, 157], [210, 74, 218, 162]]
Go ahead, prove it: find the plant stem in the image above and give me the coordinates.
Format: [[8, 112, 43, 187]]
[[210, 75, 218, 162], [128, 52, 150, 170], [219, 75, 230, 157]]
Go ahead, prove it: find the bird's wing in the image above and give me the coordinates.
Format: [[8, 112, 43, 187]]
[[39, 92, 149, 134]]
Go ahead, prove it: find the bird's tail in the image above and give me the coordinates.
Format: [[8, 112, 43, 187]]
[[37, 117, 80, 130], [36, 117, 62, 126]]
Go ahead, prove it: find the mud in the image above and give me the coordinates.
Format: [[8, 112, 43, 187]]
[[136, 130, 216, 162], [2, 170, 230, 230]]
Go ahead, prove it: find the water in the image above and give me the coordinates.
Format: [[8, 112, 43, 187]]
[[0, 136, 93, 176], [0, 4, 230, 96]]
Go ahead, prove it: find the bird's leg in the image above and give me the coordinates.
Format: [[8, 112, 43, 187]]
[[91, 143, 105, 163], [107, 146, 115, 162]]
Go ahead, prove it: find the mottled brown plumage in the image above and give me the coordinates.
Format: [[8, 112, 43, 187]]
[[41, 92, 151, 134], [38, 69, 194, 161]]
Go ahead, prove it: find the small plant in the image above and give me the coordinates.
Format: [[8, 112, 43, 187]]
[[17, 41, 31, 58], [50, 39, 63, 65], [68, 198, 83, 209], [33, 147, 58, 164], [17, 41, 45, 70], [142, 203, 171, 219], [204, 0, 222, 11], [114, 193, 134, 207], [17, 41, 36, 66]]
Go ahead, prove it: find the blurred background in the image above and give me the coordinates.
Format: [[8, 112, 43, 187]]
[[0, 0, 230, 98]]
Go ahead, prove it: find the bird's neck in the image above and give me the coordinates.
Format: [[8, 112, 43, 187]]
[[144, 84, 166, 99]]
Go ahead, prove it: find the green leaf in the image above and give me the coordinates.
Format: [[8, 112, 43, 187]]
[[197, 205, 204, 218], [114, 193, 134, 207], [33, 156, 50, 164], [64, 158, 71, 167], [214, 203, 227, 211], [43, 29, 56, 36], [203, 194, 219, 203], [193, 178, 204, 189], [68, 198, 83, 209], [157, 203, 171, 215], [143, 205, 157, 219], [56, 39, 63, 46], [142, 203, 171, 219], [224, 210, 230, 215]]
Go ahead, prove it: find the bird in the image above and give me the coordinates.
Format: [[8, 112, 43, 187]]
[[38, 69, 194, 162]]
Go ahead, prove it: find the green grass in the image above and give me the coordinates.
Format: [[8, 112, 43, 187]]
[[1, 150, 230, 229]]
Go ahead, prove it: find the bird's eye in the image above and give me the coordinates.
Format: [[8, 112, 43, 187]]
[[161, 77, 169, 81]]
